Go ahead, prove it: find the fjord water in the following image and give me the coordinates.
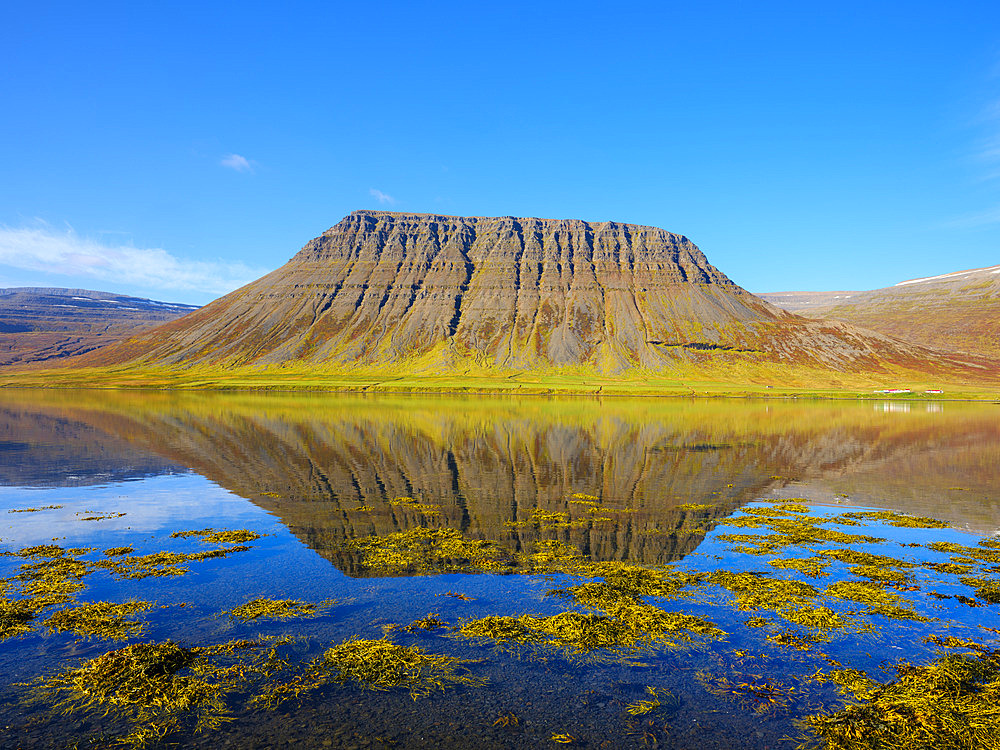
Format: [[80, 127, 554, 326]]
[[0, 390, 997, 749]]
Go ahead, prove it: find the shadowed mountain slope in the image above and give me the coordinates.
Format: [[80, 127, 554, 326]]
[[76, 212, 991, 378], [0, 287, 198, 366], [761, 264, 1000, 359]]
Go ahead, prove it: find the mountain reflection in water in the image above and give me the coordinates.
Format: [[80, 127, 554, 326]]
[[1, 390, 997, 574]]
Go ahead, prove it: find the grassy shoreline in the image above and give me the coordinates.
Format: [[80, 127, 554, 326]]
[[2, 365, 998, 401]]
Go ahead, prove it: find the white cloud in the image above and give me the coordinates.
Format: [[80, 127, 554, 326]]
[[0, 225, 268, 296], [221, 153, 254, 172], [369, 188, 397, 205]]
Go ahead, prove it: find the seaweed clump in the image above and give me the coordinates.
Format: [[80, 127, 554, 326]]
[[800, 638, 1000, 750], [385, 613, 449, 634], [30, 641, 218, 747], [716, 510, 886, 556], [28, 638, 290, 748], [170, 529, 263, 544], [8, 505, 63, 513], [698, 670, 798, 714], [830, 510, 951, 529], [548, 563, 705, 610], [346, 528, 520, 574], [959, 576, 1000, 604], [223, 597, 335, 623], [98, 547, 252, 580], [16, 553, 93, 606], [257, 637, 485, 704], [824, 580, 929, 622], [626, 686, 676, 715], [43, 599, 155, 640], [505, 507, 595, 531], [0, 597, 38, 640], [79, 512, 127, 522], [456, 605, 722, 660]]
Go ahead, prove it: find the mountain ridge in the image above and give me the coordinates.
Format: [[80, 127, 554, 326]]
[[0, 287, 198, 366], [760, 263, 1000, 359]]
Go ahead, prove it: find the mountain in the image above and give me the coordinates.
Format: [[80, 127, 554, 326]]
[[760, 264, 1000, 360], [0, 287, 199, 366], [71, 212, 993, 382]]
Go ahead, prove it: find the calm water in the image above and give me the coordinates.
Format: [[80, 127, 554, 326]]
[[0, 390, 997, 749]]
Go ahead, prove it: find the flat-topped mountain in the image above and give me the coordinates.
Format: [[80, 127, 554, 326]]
[[0, 287, 198, 366], [761, 264, 1000, 360], [76, 212, 990, 378]]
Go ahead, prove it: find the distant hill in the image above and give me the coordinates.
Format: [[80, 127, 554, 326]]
[[71, 211, 994, 384], [761, 264, 1000, 359], [0, 287, 198, 366]]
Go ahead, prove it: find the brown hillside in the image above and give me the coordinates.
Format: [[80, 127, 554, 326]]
[[761, 265, 1000, 360], [77, 212, 991, 377], [0, 287, 197, 366]]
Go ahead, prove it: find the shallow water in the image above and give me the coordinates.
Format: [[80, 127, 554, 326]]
[[0, 391, 997, 749]]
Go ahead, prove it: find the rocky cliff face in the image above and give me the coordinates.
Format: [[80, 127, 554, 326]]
[[80, 211, 983, 374]]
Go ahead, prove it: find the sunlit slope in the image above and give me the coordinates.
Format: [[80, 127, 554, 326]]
[[68, 211, 993, 382], [762, 264, 1000, 360]]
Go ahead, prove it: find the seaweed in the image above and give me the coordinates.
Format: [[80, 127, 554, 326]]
[[770, 556, 833, 579], [42, 600, 155, 640], [550, 733, 577, 744], [830, 511, 951, 529], [8, 505, 62, 513], [169, 529, 214, 539], [28, 641, 218, 747], [346, 528, 520, 575], [718, 512, 886, 555], [801, 640, 1000, 750], [455, 604, 722, 660], [18, 544, 68, 558], [708, 570, 819, 611], [98, 546, 252, 580], [384, 613, 448, 634], [200, 530, 262, 545], [222, 597, 335, 623], [79, 512, 127, 522], [959, 576, 1000, 604], [698, 670, 798, 714], [547, 564, 705, 610], [505, 507, 591, 531], [255, 637, 485, 704], [626, 686, 677, 715], [170, 529, 262, 544], [0, 596, 37, 640], [16, 555, 93, 607], [824, 581, 929, 622], [440, 591, 476, 601], [27, 637, 292, 748]]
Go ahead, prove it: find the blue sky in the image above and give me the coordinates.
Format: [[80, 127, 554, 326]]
[[2, 1, 1000, 304]]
